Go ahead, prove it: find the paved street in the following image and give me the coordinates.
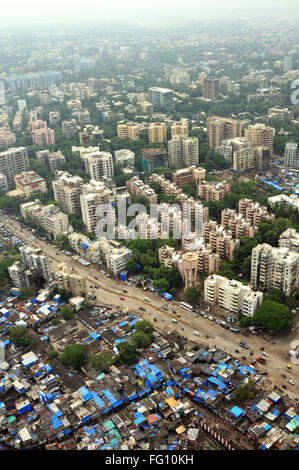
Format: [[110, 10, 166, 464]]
[[1, 215, 298, 399]]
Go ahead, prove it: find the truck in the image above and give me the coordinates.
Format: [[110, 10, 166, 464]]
[[230, 327, 240, 333], [256, 356, 266, 364]]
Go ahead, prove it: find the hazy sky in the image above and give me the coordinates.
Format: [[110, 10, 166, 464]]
[[1, 0, 299, 27]]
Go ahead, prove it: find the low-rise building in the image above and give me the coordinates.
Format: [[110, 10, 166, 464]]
[[13, 171, 47, 198], [55, 263, 86, 296], [20, 199, 69, 235]]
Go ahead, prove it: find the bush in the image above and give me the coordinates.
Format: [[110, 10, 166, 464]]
[[61, 344, 86, 370]]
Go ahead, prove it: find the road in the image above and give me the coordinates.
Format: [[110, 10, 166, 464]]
[[1, 215, 298, 399]]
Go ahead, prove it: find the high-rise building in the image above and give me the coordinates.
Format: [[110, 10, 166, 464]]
[[244, 123, 275, 157], [126, 176, 158, 204], [62, 119, 78, 139], [202, 78, 220, 101], [284, 142, 299, 169], [0, 147, 29, 188], [233, 146, 270, 172], [19, 245, 53, 283], [168, 136, 198, 168], [117, 122, 139, 140], [251, 244, 299, 296], [207, 116, 244, 150], [217, 137, 251, 165], [268, 107, 293, 121], [181, 252, 199, 290], [148, 87, 174, 111], [141, 148, 168, 174], [0, 129, 16, 148], [170, 121, 188, 138], [148, 122, 167, 143], [80, 180, 113, 234], [36, 150, 65, 172], [84, 151, 114, 180], [204, 274, 263, 316], [279, 228, 299, 253], [53, 172, 83, 216], [238, 199, 274, 226]]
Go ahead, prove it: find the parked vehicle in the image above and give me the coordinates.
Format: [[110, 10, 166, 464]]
[[256, 356, 266, 364], [193, 331, 200, 336], [240, 341, 249, 349]]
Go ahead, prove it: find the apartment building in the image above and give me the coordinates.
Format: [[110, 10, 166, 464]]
[[72, 146, 100, 158], [67, 99, 82, 110], [49, 111, 61, 126], [19, 245, 53, 283], [12, 111, 23, 132], [20, 199, 69, 236], [244, 123, 275, 157], [172, 166, 206, 188], [204, 274, 263, 316], [238, 199, 275, 226], [55, 263, 86, 297], [148, 87, 174, 111], [148, 122, 167, 143], [233, 146, 270, 172], [84, 151, 114, 180], [52, 172, 83, 216], [150, 173, 182, 198], [197, 180, 230, 201], [135, 213, 161, 240], [80, 180, 114, 234], [284, 142, 299, 169], [217, 137, 251, 165], [117, 122, 139, 141], [0, 147, 29, 188], [126, 176, 158, 204], [68, 232, 102, 263], [268, 194, 299, 212], [137, 101, 153, 115], [170, 121, 188, 138], [114, 149, 135, 168], [278, 228, 299, 253], [29, 120, 55, 146], [96, 239, 132, 275], [0, 129, 16, 148], [251, 244, 299, 296], [141, 148, 168, 174], [0, 173, 8, 193], [221, 208, 258, 239], [202, 78, 220, 101], [13, 171, 47, 199], [8, 262, 32, 289], [268, 107, 293, 121], [202, 222, 240, 261], [168, 136, 199, 167], [207, 116, 244, 150], [36, 150, 65, 172], [62, 119, 78, 139]]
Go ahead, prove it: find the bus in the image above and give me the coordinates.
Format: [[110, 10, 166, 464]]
[[179, 302, 194, 312]]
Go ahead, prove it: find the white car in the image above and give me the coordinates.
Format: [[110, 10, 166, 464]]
[[208, 316, 215, 321], [287, 379, 294, 385], [193, 331, 200, 336], [262, 352, 269, 357]]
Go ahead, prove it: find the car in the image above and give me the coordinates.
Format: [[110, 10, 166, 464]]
[[208, 316, 215, 321], [235, 349, 240, 353], [215, 320, 221, 325], [250, 351, 253, 356], [262, 352, 269, 357], [163, 306, 168, 311], [139, 307, 145, 311], [287, 364, 292, 369], [287, 379, 295, 385], [240, 341, 249, 349], [200, 311, 205, 316], [260, 371, 268, 375], [120, 297, 125, 300], [123, 290, 128, 293], [193, 331, 200, 336], [242, 356, 247, 360], [223, 324, 230, 329], [282, 385, 287, 389], [251, 360, 256, 365], [176, 313, 181, 317], [206, 334, 209, 338], [203, 315, 208, 318], [171, 319, 178, 323], [260, 346, 264, 351], [144, 297, 151, 302], [95, 277, 98, 280], [153, 318, 157, 322], [281, 374, 286, 378]]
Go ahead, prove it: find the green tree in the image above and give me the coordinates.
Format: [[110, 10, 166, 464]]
[[118, 342, 139, 365], [9, 326, 34, 348], [48, 350, 59, 361], [88, 352, 114, 372], [61, 344, 86, 370], [135, 320, 154, 335], [232, 379, 257, 403], [19, 286, 38, 300], [60, 306, 74, 320], [153, 278, 169, 293], [81, 300, 91, 309], [184, 286, 201, 305], [132, 331, 153, 349], [253, 301, 293, 332]]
